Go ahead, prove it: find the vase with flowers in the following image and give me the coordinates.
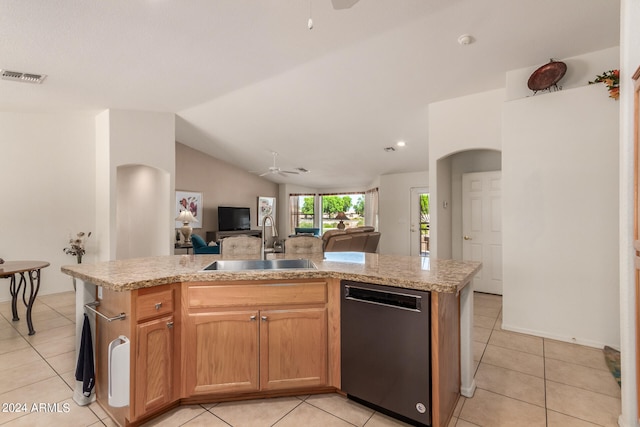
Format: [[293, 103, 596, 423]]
[[588, 69, 620, 100], [63, 231, 92, 264]]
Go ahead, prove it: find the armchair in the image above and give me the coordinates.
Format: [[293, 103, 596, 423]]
[[294, 227, 321, 237], [191, 234, 220, 255]]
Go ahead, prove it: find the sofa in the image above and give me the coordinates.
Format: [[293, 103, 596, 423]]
[[322, 226, 380, 253], [191, 234, 220, 254], [294, 227, 321, 237]]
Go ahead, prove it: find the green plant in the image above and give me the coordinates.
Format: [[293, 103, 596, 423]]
[[589, 69, 619, 100]]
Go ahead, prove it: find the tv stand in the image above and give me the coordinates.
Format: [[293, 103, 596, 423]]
[[206, 229, 262, 242]]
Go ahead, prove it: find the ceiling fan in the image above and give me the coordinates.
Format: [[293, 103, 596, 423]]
[[253, 152, 299, 177]]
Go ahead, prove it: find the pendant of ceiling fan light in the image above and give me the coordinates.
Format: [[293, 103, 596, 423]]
[[308, 0, 313, 29]]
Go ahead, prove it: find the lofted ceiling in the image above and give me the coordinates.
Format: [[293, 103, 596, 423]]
[[0, 0, 620, 188]]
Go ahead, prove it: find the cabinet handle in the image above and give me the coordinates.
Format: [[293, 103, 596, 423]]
[[155, 303, 162, 310], [167, 321, 174, 329], [261, 316, 268, 322], [250, 315, 257, 321]]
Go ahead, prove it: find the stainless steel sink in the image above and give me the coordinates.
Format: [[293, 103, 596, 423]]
[[202, 259, 317, 271]]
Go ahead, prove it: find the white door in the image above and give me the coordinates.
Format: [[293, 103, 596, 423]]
[[462, 171, 502, 294], [410, 187, 429, 256]]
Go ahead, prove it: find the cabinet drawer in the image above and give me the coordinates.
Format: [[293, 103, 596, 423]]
[[137, 289, 174, 321], [187, 282, 327, 309]]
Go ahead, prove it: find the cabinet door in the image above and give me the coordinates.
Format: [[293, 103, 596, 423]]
[[260, 308, 327, 391], [186, 311, 259, 395], [135, 315, 173, 418]]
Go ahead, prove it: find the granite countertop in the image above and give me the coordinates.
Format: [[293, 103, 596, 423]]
[[61, 252, 481, 294]]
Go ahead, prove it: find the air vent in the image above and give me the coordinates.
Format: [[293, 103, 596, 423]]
[[1, 69, 47, 84]]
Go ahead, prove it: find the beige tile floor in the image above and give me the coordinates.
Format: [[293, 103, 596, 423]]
[[0, 291, 621, 426]]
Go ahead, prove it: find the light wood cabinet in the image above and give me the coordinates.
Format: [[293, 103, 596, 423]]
[[183, 280, 329, 397], [133, 285, 178, 420], [94, 284, 179, 426], [134, 314, 174, 418], [186, 310, 259, 395], [96, 279, 339, 426], [260, 308, 327, 391]]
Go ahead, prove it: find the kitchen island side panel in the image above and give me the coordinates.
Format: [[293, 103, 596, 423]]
[[95, 287, 134, 427], [431, 291, 460, 427]]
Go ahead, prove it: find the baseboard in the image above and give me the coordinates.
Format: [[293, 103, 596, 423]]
[[460, 380, 476, 398], [500, 323, 616, 350]]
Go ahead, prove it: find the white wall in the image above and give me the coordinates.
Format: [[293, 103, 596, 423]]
[[429, 50, 621, 349], [0, 112, 96, 300], [428, 89, 505, 258], [618, 1, 640, 425], [502, 84, 619, 348], [116, 165, 170, 259], [378, 171, 429, 255], [175, 142, 278, 241], [506, 47, 620, 101], [95, 110, 175, 260]]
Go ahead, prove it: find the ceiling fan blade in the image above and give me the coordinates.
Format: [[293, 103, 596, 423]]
[[331, 0, 360, 10], [281, 170, 299, 174], [259, 171, 270, 177]]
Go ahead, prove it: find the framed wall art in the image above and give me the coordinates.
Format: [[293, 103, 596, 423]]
[[258, 196, 276, 226], [175, 191, 203, 228]]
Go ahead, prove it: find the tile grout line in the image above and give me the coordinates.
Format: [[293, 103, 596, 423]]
[[302, 398, 366, 427], [174, 406, 224, 427], [27, 298, 107, 426], [0, 299, 95, 423], [455, 297, 501, 426], [268, 399, 306, 427], [543, 335, 549, 427]]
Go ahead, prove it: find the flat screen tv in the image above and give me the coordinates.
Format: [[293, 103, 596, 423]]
[[218, 206, 251, 231]]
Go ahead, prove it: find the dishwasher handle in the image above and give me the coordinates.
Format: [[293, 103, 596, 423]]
[[344, 285, 423, 312]]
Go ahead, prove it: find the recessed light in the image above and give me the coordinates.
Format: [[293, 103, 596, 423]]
[[396, 141, 406, 147]]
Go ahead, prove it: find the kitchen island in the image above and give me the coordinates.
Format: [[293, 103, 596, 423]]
[[63, 252, 480, 427]]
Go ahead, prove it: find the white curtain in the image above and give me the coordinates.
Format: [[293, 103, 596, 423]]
[[364, 188, 379, 230], [289, 195, 300, 235]]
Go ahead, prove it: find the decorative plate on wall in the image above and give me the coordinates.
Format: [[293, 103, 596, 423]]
[[528, 60, 567, 93]]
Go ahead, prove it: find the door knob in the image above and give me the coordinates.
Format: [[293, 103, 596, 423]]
[[261, 316, 268, 322], [463, 235, 472, 240], [166, 321, 174, 329], [155, 303, 162, 310], [250, 315, 257, 321]]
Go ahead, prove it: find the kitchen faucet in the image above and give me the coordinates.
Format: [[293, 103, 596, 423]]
[[261, 215, 278, 260]]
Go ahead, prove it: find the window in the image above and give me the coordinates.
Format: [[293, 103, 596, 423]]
[[289, 191, 376, 236], [320, 193, 365, 233], [289, 194, 315, 232]]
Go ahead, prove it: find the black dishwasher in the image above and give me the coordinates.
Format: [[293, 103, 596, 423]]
[[341, 280, 431, 426]]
